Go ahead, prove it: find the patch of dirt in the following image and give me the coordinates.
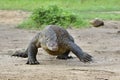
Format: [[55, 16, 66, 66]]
[[0, 10, 30, 25], [0, 10, 120, 80]]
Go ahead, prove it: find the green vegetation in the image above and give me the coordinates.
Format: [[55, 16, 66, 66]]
[[0, 0, 120, 29], [18, 5, 88, 29], [30, 5, 76, 28], [0, 0, 120, 11]]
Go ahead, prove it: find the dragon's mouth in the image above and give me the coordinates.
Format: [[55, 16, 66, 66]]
[[47, 42, 58, 51]]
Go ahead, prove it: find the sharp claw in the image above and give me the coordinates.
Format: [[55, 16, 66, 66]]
[[26, 59, 39, 65], [80, 53, 93, 63], [86, 56, 92, 61]]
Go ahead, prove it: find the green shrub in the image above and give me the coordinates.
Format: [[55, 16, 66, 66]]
[[18, 5, 88, 29], [30, 5, 77, 28]]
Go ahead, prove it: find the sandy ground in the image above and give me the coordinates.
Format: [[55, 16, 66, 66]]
[[0, 10, 120, 80]]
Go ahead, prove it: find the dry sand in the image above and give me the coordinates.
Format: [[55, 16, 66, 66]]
[[0, 10, 120, 80]]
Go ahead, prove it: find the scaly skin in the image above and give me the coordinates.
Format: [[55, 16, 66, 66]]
[[12, 25, 92, 65]]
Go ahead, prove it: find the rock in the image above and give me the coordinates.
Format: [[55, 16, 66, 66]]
[[90, 18, 104, 27]]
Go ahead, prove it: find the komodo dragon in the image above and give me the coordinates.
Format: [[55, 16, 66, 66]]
[[12, 25, 92, 64]]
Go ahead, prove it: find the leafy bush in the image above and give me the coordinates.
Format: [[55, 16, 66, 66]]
[[30, 5, 77, 28], [18, 5, 87, 29]]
